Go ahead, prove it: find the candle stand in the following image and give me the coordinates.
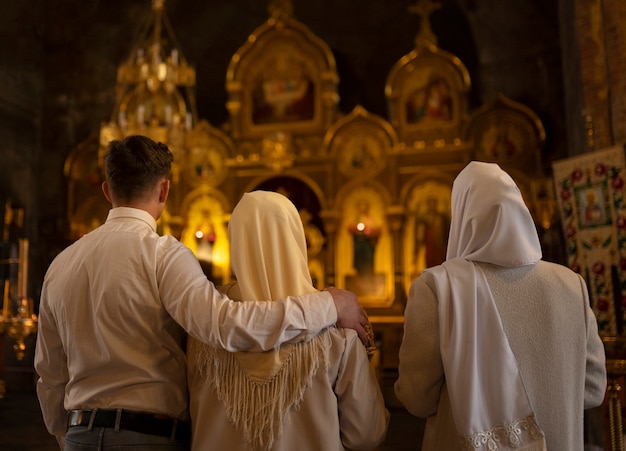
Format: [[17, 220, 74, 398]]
[[0, 299, 38, 362], [0, 235, 37, 398], [602, 336, 626, 451], [0, 291, 38, 398]]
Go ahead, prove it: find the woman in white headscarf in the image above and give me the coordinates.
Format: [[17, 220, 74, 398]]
[[187, 190, 389, 451], [395, 161, 606, 450]]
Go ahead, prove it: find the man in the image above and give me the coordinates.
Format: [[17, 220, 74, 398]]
[[395, 161, 606, 450], [35, 135, 368, 450]]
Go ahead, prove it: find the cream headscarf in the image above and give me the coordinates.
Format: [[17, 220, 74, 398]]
[[189, 191, 330, 451], [424, 162, 547, 450]]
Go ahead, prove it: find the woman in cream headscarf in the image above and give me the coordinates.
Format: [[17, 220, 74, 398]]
[[187, 190, 389, 451], [395, 162, 606, 450]]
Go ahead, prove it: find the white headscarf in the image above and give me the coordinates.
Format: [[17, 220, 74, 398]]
[[228, 190, 318, 302], [190, 191, 330, 451], [445, 161, 542, 266], [425, 162, 547, 450]]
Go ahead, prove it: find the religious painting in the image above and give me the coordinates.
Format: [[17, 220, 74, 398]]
[[187, 146, 227, 187], [577, 185, 610, 229], [553, 145, 626, 335], [180, 193, 230, 286], [336, 133, 384, 175], [225, 5, 339, 139], [251, 56, 315, 125], [184, 120, 233, 188], [467, 94, 545, 175], [326, 105, 396, 180], [479, 124, 523, 160], [332, 126, 390, 177], [405, 75, 453, 124], [403, 179, 452, 292], [336, 186, 394, 307], [386, 43, 470, 145]]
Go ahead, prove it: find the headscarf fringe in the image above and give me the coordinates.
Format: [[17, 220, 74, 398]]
[[191, 331, 332, 451]]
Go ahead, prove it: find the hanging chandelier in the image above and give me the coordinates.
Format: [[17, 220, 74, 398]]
[[99, 0, 197, 168]]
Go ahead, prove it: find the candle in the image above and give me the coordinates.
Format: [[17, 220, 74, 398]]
[[137, 105, 145, 126], [2, 279, 9, 318], [18, 239, 28, 299], [118, 110, 127, 129], [171, 49, 178, 66]]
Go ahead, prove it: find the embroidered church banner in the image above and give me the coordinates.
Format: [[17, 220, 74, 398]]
[[553, 145, 626, 335]]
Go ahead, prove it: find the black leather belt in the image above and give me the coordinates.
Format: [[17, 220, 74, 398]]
[[67, 409, 191, 441]]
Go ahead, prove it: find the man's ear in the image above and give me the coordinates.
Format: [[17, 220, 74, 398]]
[[102, 181, 113, 203], [159, 179, 170, 204]]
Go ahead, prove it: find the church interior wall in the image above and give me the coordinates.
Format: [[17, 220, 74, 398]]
[[1, 0, 573, 291], [1, 1, 625, 446]]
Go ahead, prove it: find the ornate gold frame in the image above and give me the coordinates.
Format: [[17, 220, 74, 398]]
[[225, 7, 338, 142]]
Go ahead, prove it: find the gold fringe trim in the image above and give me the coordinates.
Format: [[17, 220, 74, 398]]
[[192, 331, 332, 451]]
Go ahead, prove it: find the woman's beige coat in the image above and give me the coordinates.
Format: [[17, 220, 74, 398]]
[[187, 191, 389, 451], [396, 261, 607, 451], [188, 325, 388, 451]]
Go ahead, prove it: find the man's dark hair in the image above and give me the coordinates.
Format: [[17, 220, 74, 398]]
[[104, 135, 174, 203]]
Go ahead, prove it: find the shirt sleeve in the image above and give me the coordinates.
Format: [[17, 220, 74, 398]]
[[158, 241, 337, 352], [580, 276, 607, 409], [334, 329, 389, 449], [34, 279, 69, 440], [394, 274, 445, 418]]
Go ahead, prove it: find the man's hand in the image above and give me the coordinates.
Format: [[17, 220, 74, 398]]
[[326, 286, 369, 344]]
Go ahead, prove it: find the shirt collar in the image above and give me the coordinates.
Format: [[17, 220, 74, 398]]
[[106, 207, 158, 232]]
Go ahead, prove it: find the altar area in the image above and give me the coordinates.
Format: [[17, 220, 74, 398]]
[[62, 0, 555, 393]]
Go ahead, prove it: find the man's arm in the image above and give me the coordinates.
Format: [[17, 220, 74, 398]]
[[34, 285, 70, 443], [160, 242, 368, 351]]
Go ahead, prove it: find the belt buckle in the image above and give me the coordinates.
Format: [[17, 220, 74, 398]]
[[69, 410, 88, 427]]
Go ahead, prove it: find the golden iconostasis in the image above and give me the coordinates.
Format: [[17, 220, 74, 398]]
[[64, 0, 554, 372]]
